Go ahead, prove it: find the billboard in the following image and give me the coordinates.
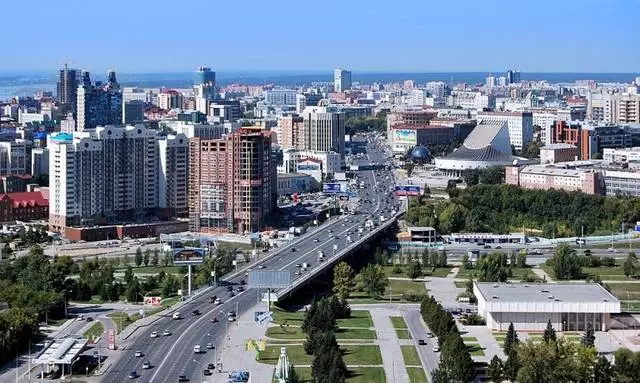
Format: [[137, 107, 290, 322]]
[[173, 247, 206, 265], [393, 129, 417, 145], [143, 296, 161, 306], [298, 163, 321, 171], [323, 183, 342, 194], [248, 270, 291, 289], [394, 185, 421, 197], [108, 328, 116, 350]]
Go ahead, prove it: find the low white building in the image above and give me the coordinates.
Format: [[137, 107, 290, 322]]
[[474, 282, 620, 332]]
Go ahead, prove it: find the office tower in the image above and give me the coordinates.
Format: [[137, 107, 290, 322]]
[[486, 74, 495, 88], [31, 148, 49, 178], [60, 113, 76, 133], [194, 66, 216, 114], [107, 70, 118, 88], [302, 106, 345, 155], [477, 111, 534, 150], [57, 64, 80, 113], [334, 69, 352, 92], [158, 89, 184, 111], [81, 71, 91, 86], [122, 100, 145, 124], [264, 89, 297, 106], [158, 134, 189, 217], [506, 70, 521, 85], [189, 128, 276, 234]]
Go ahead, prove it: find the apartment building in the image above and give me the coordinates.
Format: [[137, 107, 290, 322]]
[[158, 90, 184, 111], [505, 165, 600, 194], [302, 106, 345, 155], [588, 92, 640, 124], [158, 134, 189, 218], [0, 141, 28, 176], [277, 115, 306, 150], [477, 111, 534, 150], [189, 128, 276, 234]]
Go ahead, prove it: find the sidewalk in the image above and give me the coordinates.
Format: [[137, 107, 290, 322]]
[[369, 308, 409, 383]]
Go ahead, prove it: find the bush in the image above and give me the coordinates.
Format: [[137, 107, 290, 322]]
[[403, 290, 425, 302], [460, 314, 486, 326]]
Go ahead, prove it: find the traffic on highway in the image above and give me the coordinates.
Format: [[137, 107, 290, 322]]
[[105, 135, 401, 382]]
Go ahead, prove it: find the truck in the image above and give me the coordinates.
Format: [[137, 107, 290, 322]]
[[193, 344, 201, 353], [365, 220, 375, 229], [289, 226, 307, 236], [346, 235, 352, 243], [380, 215, 386, 222], [302, 262, 309, 269]]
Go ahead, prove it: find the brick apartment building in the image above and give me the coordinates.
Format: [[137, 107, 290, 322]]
[[0, 191, 49, 222]]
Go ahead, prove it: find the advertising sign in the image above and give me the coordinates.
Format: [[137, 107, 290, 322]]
[[394, 185, 421, 197], [108, 328, 116, 350], [298, 163, 321, 171], [323, 183, 342, 194], [143, 296, 161, 306], [173, 247, 206, 265], [393, 129, 417, 144]]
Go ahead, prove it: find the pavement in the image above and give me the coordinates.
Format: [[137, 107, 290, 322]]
[[401, 308, 439, 377], [368, 308, 410, 383]]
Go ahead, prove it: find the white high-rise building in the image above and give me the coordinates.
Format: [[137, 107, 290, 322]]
[[409, 89, 429, 106], [477, 111, 534, 150], [486, 75, 495, 88], [158, 134, 189, 217], [302, 106, 345, 155], [425, 81, 446, 98], [333, 69, 352, 93]]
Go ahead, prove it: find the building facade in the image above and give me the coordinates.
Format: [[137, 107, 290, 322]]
[[158, 134, 189, 217], [302, 106, 345, 155], [477, 111, 534, 150], [122, 100, 145, 125], [333, 69, 352, 93], [539, 144, 579, 164], [0, 141, 28, 176], [0, 191, 49, 222], [57, 65, 80, 114]]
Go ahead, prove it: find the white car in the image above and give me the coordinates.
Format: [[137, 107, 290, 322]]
[[163, 330, 171, 336], [150, 331, 158, 338], [134, 351, 143, 357], [432, 346, 440, 352], [142, 361, 151, 369]]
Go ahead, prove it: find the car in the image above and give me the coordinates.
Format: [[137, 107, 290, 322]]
[[228, 315, 236, 322], [426, 332, 434, 338], [291, 247, 297, 252], [484, 245, 492, 249], [240, 279, 246, 285], [227, 311, 236, 317], [210, 317, 219, 323], [214, 298, 221, 305], [177, 375, 189, 382], [209, 295, 217, 303], [226, 286, 233, 292], [313, 238, 319, 242], [608, 247, 618, 253], [163, 330, 172, 336], [295, 271, 301, 276], [206, 342, 214, 349], [150, 331, 158, 338], [495, 245, 502, 249], [77, 314, 85, 321], [134, 351, 143, 357], [142, 361, 151, 369], [237, 286, 244, 292], [418, 339, 426, 346], [193, 345, 202, 353], [228, 291, 235, 297], [128, 370, 138, 379], [203, 369, 212, 376], [329, 229, 333, 233], [172, 312, 181, 320], [207, 363, 215, 370], [86, 316, 93, 322], [295, 263, 302, 268], [192, 310, 200, 316], [432, 345, 440, 352], [258, 264, 266, 269]]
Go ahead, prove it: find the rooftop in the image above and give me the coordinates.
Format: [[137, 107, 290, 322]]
[[541, 143, 577, 150], [33, 337, 88, 365], [474, 282, 619, 304]]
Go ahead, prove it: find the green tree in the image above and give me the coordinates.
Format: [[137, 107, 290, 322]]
[[487, 355, 503, 383], [623, 252, 638, 277], [461, 254, 472, 269], [516, 250, 527, 268], [503, 349, 519, 382], [123, 265, 134, 286], [549, 244, 582, 280], [143, 249, 150, 266], [407, 259, 422, 280], [516, 338, 598, 383], [332, 262, 356, 300], [151, 250, 159, 266], [593, 355, 613, 383], [163, 251, 172, 266], [543, 319, 556, 343], [135, 249, 143, 267], [439, 331, 475, 382], [287, 365, 301, 383], [582, 322, 595, 348], [477, 253, 508, 282], [356, 264, 388, 299], [504, 322, 519, 354], [439, 203, 468, 234], [311, 337, 346, 383], [126, 277, 141, 303]]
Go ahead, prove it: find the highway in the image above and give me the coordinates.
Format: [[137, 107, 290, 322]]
[[104, 136, 399, 382]]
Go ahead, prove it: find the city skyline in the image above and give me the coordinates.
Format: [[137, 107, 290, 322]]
[[2, 0, 639, 73]]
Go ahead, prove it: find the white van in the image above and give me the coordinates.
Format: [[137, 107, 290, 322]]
[[193, 344, 201, 353]]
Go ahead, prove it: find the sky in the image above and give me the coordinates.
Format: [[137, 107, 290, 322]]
[[2, 0, 639, 73]]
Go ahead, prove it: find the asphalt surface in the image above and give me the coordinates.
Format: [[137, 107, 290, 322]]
[[104, 136, 399, 382]]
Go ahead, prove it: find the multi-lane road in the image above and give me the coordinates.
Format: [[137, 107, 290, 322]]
[[105, 137, 399, 382]]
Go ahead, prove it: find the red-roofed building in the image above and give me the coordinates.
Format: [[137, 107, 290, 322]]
[[0, 191, 49, 222]]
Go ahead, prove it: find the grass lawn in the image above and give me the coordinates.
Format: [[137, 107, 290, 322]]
[[161, 297, 179, 308], [457, 267, 535, 280], [395, 329, 411, 339], [347, 367, 386, 383], [381, 265, 452, 279], [387, 279, 427, 296], [621, 300, 640, 311], [337, 311, 373, 328], [265, 326, 376, 340], [467, 343, 485, 356], [400, 345, 421, 366], [107, 312, 134, 333], [461, 336, 478, 342], [259, 345, 382, 366], [271, 307, 305, 326], [406, 367, 428, 383], [123, 266, 185, 274], [454, 281, 468, 289], [390, 316, 408, 329], [342, 345, 383, 365], [604, 283, 640, 300], [83, 321, 104, 340]]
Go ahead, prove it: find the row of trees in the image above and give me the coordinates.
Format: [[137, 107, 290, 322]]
[[302, 297, 351, 383], [462, 252, 527, 282], [407, 183, 640, 237], [420, 296, 475, 382], [488, 321, 638, 382], [344, 113, 386, 136]]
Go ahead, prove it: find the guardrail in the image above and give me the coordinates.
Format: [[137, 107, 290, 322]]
[[276, 210, 403, 299]]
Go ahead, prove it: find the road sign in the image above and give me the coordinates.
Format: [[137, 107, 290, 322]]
[[107, 329, 116, 350], [248, 271, 291, 289], [261, 293, 279, 303], [323, 183, 342, 194]]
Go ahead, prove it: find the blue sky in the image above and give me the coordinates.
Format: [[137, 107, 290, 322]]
[[3, 0, 639, 73]]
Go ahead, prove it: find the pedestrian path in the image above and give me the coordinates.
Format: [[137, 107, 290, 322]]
[[369, 309, 409, 383]]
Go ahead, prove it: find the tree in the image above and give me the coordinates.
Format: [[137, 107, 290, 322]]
[[487, 355, 504, 383], [286, 365, 301, 383], [516, 250, 527, 268], [593, 355, 613, 383], [438, 203, 468, 234], [163, 251, 172, 267], [515, 338, 598, 383], [332, 262, 356, 300], [125, 277, 141, 303], [407, 259, 422, 280], [503, 348, 519, 382], [356, 264, 388, 299], [504, 322, 519, 354], [151, 250, 159, 266], [311, 337, 346, 383], [623, 252, 638, 277], [461, 254, 472, 269], [438, 331, 475, 382], [123, 265, 135, 286], [549, 244, 582, 280], [543, 319, 556, 343], [143, 249, 150, 266], [477, 253, 508, 282], [135, 249, 143, 267], [581, 322, 595, 348]]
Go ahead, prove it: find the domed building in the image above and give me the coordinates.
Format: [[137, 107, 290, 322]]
[[410, 145, 431, 162]]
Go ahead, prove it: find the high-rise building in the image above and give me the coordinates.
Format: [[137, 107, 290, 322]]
[[0, 141, 28, 176], [76, 71, 123, 131], [334, 69, 352, 93], [31, 148, 49, 178], [122, 100, 145, 125], [158, 89, 184, 111], [57, 64, 80, 113], [302, 106, 345, 155], [506, 70, 521, 85], [264, 89, 297, 106], [477, 111, 534, 150], [189, 128, 276, 234], [158, 134, 189, 217], [194, 66, 216, 114], [486, 74, 495, 88], [277, 115, 306, 149]]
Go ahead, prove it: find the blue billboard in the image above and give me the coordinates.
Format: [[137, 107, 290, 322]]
[[323, 183, 342, 194], [173, 247, 206, 265], [394, 185, 421, 197]]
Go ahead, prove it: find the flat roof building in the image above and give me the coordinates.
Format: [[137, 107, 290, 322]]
[[474, 282, 620, 332]]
